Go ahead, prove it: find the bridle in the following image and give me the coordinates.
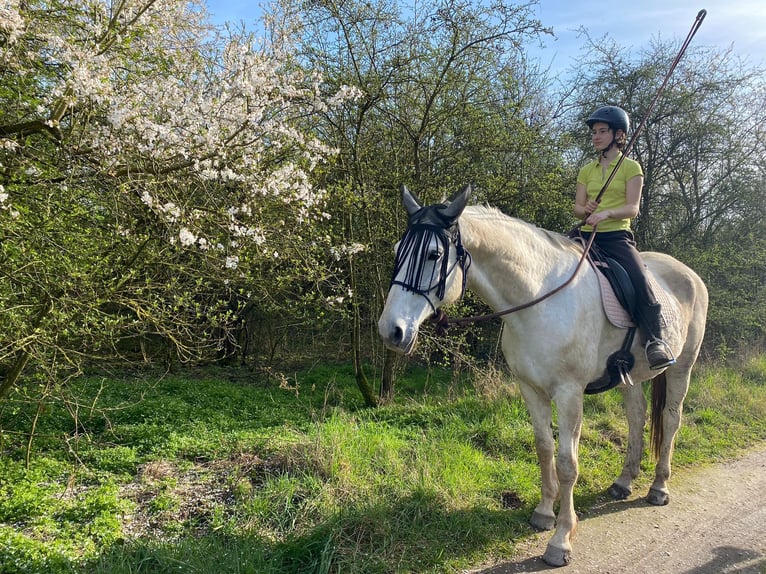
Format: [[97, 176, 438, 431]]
[[388, 218, 471, 315], [425, 225, 598, 336]]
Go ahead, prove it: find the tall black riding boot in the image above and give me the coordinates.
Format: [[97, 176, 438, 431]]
[[640, 303, 676, 370]]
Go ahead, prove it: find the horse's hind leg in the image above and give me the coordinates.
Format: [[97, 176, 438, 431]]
[[519, 384, 558, 531], [609, 381, 647, 500], [647, 369, 691, 506]]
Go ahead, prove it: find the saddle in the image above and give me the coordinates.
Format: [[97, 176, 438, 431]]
[[592, 257, 637, 327], [568, 232, 681, 393]]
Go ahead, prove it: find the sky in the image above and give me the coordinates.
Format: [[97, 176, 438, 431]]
[[204, 0, 766, 75]]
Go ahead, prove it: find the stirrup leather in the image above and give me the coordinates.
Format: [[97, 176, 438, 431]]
[[645, 338, 676, 370]]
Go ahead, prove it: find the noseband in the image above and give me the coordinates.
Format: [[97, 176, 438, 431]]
[[388, 211, 471, 314]]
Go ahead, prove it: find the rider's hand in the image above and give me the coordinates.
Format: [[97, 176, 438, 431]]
[[585, 209, 610, 226]]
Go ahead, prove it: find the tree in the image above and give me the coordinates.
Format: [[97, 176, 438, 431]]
[[0, 0, 356, 398], [269, 0, 572, 401]]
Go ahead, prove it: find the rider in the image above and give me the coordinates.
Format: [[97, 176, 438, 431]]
[[574, 105, 675, 370]]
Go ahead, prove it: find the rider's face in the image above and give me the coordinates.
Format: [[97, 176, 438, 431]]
[[590, 122, 613, 151]]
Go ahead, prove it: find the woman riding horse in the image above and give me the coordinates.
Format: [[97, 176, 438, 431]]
[[573, 105, 675, 370], [379, 184, 708, 566]]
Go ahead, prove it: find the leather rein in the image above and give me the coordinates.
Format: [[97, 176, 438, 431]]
[[429, 227, 598, 336]]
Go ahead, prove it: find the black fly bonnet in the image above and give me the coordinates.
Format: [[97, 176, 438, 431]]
[[389, 201, 471, 314]]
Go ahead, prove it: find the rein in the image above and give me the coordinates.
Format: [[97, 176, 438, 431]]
[[431, 228, 598, 336]]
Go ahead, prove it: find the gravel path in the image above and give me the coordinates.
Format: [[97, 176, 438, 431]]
[[470, 446, 766, 574]]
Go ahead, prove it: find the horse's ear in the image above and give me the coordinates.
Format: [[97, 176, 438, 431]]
[[441, 184, 471, 220], [401, 185, 422, 216]]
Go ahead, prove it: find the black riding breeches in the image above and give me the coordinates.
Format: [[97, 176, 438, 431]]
[[579, 230, 658, 311]]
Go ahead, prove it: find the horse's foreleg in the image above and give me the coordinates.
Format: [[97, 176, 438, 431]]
[[648, 371, 690, 506], [519, 384, 558, 531], [542, 391, 583, 567], [609, 382, 647, 500]]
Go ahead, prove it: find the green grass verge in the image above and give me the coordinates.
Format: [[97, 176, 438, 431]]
[[1, 358, 765, 574]]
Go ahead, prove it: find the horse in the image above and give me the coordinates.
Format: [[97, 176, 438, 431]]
[[378, 185, 708, 567]]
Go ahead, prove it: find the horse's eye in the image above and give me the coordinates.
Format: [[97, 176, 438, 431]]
[[427, 249, 442, 262]]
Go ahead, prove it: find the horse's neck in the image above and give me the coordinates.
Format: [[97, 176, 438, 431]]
[[459, 209, 580, 311]]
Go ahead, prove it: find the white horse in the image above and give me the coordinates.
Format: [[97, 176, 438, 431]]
[[378, 185, 708, 567]]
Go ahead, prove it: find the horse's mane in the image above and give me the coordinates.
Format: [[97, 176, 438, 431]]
[[461, 205, 581, 254]]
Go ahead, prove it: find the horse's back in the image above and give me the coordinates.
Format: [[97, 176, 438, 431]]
[[642, 251, 708, 309], [642, 251, 708, 363]]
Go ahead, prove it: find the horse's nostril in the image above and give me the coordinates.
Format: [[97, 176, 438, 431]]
[[392, 326, 404, 345]]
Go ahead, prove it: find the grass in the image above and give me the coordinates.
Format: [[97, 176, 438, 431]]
[[1, 357, 765, 574]]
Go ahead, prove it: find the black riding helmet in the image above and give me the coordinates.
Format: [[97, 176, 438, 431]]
[[586, 106, 630, 134]]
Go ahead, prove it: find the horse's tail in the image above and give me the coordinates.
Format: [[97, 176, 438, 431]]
[[650, 371, 667, 460]]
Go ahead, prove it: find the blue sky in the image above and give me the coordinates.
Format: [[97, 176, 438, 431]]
[[529, 0, 764, 72], [204, 0, 765, 74]]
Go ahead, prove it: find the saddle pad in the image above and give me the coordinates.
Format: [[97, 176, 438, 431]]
[[594, 269, 635, 328], [652, 275, 678, 329], [593, 264, 677, 330]]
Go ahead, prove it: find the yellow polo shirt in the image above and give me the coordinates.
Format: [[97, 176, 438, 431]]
[[577, 154, 643, 232]]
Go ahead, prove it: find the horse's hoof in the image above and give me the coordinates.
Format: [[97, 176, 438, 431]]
[[542, 544, 572, 567], [608, 482, 632, 500], [647, 487, 670, 506], [530, 510, 555, 531]]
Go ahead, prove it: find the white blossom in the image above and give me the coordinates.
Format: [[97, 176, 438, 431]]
[[140, 191, 154, 208], [330, 242, 367, 261], [0, 183, 13, 216], [179, 227, 196, 246], [0, 1, 25, 47], [1, 0, 361, 311], [159, 202, 181, 223]]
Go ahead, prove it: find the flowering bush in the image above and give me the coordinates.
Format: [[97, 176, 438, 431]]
[[0, 0, 360, 393]]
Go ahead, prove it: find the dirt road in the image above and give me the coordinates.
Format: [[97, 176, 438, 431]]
[[470, 447, 766, 574]]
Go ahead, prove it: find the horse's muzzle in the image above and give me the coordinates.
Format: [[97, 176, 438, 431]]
[[378, 317, 417, 355]]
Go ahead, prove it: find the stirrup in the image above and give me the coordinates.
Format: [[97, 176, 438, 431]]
[[645, 338, 676, 370]]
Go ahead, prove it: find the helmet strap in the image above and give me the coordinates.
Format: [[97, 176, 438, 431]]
[[601, 134, 617, 157]]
